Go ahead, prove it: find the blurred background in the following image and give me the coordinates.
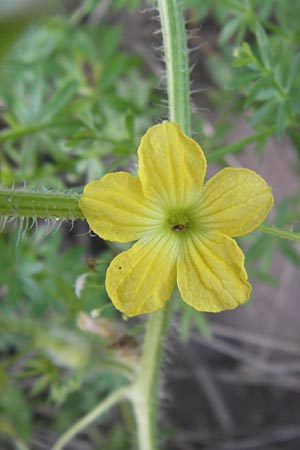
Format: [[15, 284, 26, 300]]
[[0, 1, 300, 449]]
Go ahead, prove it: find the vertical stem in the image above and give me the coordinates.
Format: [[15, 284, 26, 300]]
[[158, 0, 191, 134], [130, 305, 171, 450], [131, 3, 191, 449]]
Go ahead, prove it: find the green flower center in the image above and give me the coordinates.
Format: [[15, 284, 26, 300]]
[[166, 209, 193, 233]]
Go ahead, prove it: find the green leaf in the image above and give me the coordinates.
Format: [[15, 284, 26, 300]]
[[255, 88, 278, 101], [276, 198, 290, 227], [280, 240, 300, 266], [286, 53, 300, 90], [249, 100, 276, 127], [0, 383, 32, 440], [227, 72, 258, 89], [275, 102, 289, 138], [274, 64, 285, 91], [38, 80, 79, 124], [244, 78, 269, 108], [222, 0, 244, 13], [246, 235, 273, 262], [112, 0, 140, 11], [100, 54, 139, 90], [255, 22, 270, 69], [195, 313, 211, 337], [219, 16, 241, 43], [250, 269, 277, 285], [125, 111, 135, 144]]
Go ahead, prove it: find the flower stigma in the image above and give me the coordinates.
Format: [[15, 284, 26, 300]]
[[166, 209, 193, 233]]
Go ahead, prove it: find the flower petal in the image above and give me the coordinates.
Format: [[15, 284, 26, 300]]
[[199, 168, 273, 236], [138, 122, 207, 207], [199, 168, 273, 237], [177, 231, 251, 312], [79, 172, 162, 243], [106, 234, 177, 317]]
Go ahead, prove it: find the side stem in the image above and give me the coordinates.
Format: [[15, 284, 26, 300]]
[[51, 386, 129, 450], [0, 189, 83, 220], [258, 224, 300, 241]]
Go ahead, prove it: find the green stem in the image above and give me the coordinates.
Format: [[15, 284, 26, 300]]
[[51, 386, 130, 450], [0, 189, 83, 220], [128, 2, 191, 449], [158, 0, 191, 135], [130, 306, 171, 450], [258, 224, 300, 241], [127, 0, 191, 450]]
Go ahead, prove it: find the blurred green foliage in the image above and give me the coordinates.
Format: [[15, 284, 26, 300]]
[[0, 9, 157, 188], [187, 0, 300, 146], [0, 2, 157, 448], [1, 0, 300, 448]]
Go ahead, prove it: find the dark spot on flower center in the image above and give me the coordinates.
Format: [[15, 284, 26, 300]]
[[172, 224, 187, 232], [167, 209, 192, 233]]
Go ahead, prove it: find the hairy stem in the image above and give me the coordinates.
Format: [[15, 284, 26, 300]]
[[158, 0, 191, 135], [130, 305, 171, 450], [129, 2, 191, 449], [0, 189, 83, 220]]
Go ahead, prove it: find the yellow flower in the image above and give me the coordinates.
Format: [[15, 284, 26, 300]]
[[79, 122, 273, 317]]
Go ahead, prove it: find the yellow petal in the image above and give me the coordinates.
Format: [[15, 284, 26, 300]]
[[199, 168, 273, 236], [177, 231, 251, 312], [138, 122, 207, 208], [79, 172, 162, 243], [106, 234, 178, 317]]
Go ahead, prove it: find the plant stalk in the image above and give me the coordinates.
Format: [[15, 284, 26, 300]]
[[158, 0, 191, 135], [0, 189, 84, 220], [258, 224, 300, 241], [130, 305, 171, 450], [129, 1, 191, 449]]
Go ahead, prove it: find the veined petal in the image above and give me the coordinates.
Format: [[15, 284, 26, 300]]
[[106, 234, 178, 317], [79, 172, 162, 243], [177, 231, 251, 312], [198, 168, 273, 237], [138, 122, 207, 207]]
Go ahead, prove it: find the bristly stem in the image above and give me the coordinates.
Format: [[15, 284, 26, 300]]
[[129, 1, 192, 450], [0, 189, 84, 220], [158, 0, 191, 135], [130, 305, 171, 450]]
